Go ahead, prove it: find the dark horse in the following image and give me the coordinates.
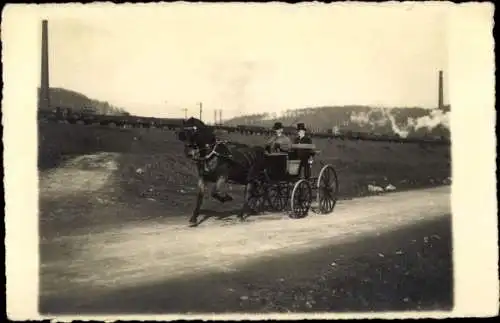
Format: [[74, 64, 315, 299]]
[[177, 117, 268, 227]]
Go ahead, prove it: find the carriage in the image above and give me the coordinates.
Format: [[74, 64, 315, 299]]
[[246, 143, 339, 218]]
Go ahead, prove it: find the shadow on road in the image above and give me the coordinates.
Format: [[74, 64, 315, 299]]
[[40, 215, 454, 315], [196, 208, 243, 225]]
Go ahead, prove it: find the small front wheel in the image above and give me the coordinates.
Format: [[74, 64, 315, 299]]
[[289, 179, 312, 219], [265, 183, 288, 212]]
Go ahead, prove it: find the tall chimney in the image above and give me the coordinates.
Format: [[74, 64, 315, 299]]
[[438, 70, 443, 109], [40, 20, 50, 111]]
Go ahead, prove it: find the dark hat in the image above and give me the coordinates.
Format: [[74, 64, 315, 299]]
[[272, 122, 283, 130], [297, 123, 306, 131]]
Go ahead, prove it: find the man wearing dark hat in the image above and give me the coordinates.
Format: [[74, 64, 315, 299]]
[[294, 123, 312, 144], [265, 122, 292, 153], [293, 123, 314, 178]]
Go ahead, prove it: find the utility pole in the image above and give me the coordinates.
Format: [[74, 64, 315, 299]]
[[199, 102, 203, 121], [181, 107, 188, 119], [214, 109, 217, 125], [219, 110, 222, 125]]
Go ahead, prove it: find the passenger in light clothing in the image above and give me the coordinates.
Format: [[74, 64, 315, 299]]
[[265, 122, 292, 153]]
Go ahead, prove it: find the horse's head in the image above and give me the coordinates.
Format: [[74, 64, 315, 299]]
[[177, 117, 216, 160]]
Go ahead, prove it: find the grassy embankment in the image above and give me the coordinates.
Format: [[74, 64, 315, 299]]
[[39, 122, 451, 212]]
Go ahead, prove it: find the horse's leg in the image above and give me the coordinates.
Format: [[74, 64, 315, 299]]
[[211, 175, 233, 203], [238, 161, 262, 221], [189, 178, 206, 226], [218, 175, 233, 202], [238, 181, 253, 222]]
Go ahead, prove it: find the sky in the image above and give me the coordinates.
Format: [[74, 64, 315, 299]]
[[44, 3, 449, 120]]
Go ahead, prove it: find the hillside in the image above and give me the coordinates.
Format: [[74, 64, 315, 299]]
[[38, 87, 130, 116], [223, 105, 451, 139]]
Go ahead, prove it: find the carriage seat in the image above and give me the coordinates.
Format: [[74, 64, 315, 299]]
[[289, 144, 319, 176], [265, 144, 318, 178], [289, 143, 318, 160], [264, 152, 301, 178], [264, 152, 288, 179]]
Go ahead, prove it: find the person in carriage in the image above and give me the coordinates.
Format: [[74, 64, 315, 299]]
[[293, 123, 315, 179], [265, 122, 292, 153]]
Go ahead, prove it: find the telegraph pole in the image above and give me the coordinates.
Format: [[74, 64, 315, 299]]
[[219, 110, 222, 125], [214, 109, 217, 125], [198, 102, 203, 121], [181, 107, 188, 119]]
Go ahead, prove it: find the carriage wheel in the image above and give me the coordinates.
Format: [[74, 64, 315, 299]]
[[289, 179, 312, 219], [266, 183, 288, 212], [316, 164, 339, 214], [246, 180, 266, 214]]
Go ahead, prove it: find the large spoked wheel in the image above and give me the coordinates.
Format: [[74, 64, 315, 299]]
[[265, 183, 288, 212], [289, 179, 312, 219], [246, 180, 266, 214], [316, 164, 339, 214]]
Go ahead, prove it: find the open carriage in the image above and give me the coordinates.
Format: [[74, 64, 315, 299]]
[[247, 143, 339, 218]]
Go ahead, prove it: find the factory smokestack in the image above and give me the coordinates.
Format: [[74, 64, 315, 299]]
[[40, 20, 50, 111], [438, 70, 443, 110]]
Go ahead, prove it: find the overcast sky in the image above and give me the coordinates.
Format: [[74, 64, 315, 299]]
[[44, 3, 449, 119]]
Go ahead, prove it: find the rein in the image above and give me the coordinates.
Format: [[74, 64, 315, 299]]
[[191, 140, 233, 162], [181, 123, 234, 162]]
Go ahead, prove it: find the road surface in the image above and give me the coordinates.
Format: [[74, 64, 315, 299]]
[[39, 183, 451, 314]]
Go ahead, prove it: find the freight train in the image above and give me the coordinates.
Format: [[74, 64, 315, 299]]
[[37, 109, 450, 145]]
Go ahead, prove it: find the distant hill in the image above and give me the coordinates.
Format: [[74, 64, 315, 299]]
[[223, 105, 451, 139], [38, 87, 130, 116]]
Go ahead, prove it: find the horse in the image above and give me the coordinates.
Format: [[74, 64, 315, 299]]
[[177, 117, 268, 227]]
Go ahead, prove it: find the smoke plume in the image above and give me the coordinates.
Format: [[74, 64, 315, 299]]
[[379, 108, 412, 138], [412, 109, 450, 131], [350, 107, 450, 138]]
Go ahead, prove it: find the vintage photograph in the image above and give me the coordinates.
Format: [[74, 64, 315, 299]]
[[2, 2, 497, 320]]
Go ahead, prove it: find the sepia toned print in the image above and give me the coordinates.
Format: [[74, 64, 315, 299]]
[[2, 2, 498, 321]]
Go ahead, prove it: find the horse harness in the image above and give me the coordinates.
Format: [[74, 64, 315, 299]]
[[182, 125, 257, 174], [193, 140, 233, 174]]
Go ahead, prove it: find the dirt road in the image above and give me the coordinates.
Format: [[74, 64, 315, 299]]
[[40, 214, 452, 315], [37, 152, 452, 314], [39, 180, 451, 314]]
